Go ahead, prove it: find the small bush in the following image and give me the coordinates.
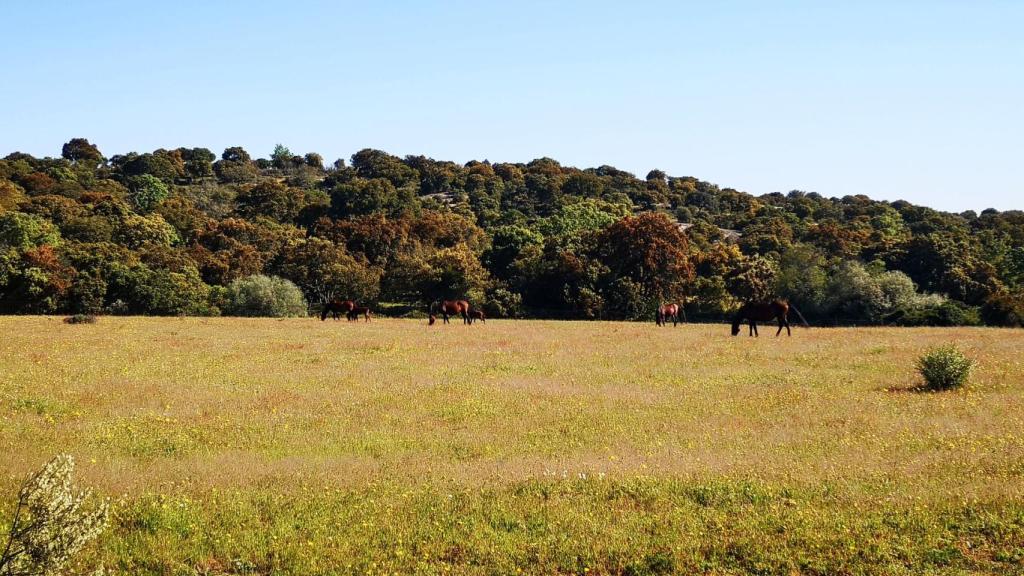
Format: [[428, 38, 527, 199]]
[[64, 313, 97, 324], [224, 274, 308, 317], [0, 455, 109, 575], [916, 344, 974, 391]]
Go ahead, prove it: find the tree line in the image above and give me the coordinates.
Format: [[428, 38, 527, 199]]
[[1, 139, 1022, 326]]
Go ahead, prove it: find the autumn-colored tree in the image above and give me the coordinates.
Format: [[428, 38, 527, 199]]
[[594, 212, 693, 305]]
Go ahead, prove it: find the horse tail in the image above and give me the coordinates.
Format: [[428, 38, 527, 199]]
[[789, 303, 810, 328]]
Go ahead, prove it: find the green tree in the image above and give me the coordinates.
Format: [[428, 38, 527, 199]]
[[61, 138, 104, 166], [274, 237, 382, 304], [329, 178, 418, 218], [0, 212, 61, 249], [181, 147, 216, 180], [236, 180, 306, 222], [726, 255, 778, 303], [484, 225, 543, 279], [127, 174, 169, 212], [0, 180, 27, 212], [271, 144, 293, 170]]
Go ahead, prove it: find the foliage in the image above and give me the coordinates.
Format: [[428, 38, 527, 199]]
[[0, 180, 27, 212], [63, 313, 97, 324], [0, 455, 109, 576], [593, 212, 693, 315], [725, 255, 777, 303], [60, 138, 104, 166], [980, 290, 1024, 327], [482, 285, 523, 318], [127, 175, 169, 212], [273, 237, 381, 305], [916, 344, 974, 391], [223, 274, 307, 317], [0, 139, 1021, 322], [0, 213, 61, 250]]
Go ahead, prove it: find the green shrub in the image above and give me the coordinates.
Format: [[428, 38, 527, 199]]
[[895, 300, 981, 327], [224, 274, 307, 317], [64, 313, 97, 324], [916, 344, 974, 391], [484, 287, 523, 318]]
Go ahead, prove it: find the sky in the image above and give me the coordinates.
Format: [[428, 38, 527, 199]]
[[1, 1, 1022, 212]]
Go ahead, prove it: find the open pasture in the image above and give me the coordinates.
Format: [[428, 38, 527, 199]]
[[1, 317, 1023, 575]]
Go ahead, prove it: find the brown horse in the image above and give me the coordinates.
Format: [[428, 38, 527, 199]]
[[731, 300, 795, 336], [321, 299, 355, 321], [430, 300, 471, 325], [468, 309, 486, 324], [655, 303, 685, 326], [346, 306, 372, 322]]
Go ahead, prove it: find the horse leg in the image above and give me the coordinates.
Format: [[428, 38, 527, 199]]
[[785, 318, 791, 336], [776, 317, 784, 336], [673, 314, 678, 327], [442, 312, 450, 324], [752, 322, 759, 337]]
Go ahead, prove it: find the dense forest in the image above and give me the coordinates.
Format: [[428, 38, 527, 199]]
[[1, 139, 1022, 326]]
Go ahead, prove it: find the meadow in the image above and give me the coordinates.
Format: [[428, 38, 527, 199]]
[[1, 316, 1023, 575]]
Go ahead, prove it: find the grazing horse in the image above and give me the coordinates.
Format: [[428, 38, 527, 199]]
[[731, 300, 794, 337], [321, 299, 355, 321], [346, 306, 372, 322], [468, 309, 486, 324], [655, 303, 683, 326], [430, 300, 471, 325]]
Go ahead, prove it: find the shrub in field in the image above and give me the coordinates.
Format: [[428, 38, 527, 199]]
[[224, 274, 307, 317], [64, 313, 97, 324], [0, 455, 109, 576], [916, 344, 974, 391]]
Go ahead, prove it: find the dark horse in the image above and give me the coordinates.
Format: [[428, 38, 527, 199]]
[[468, 309, 486, 324], [429, 300, 471, 325], [655, 303, 686, 326], [346, 306, 372, 322], [321, 299, 355, 321], [731, 299, 806, 336]]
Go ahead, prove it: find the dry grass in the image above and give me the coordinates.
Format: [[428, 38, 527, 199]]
[[1, 317, 1023, 574]]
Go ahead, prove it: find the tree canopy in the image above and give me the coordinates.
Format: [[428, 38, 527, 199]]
[[1, 139, 1022, 324]]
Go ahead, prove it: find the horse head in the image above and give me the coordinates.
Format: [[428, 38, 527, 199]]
[[730, 311, 743, 336]]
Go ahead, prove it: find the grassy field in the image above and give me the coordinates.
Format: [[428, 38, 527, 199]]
[[1, 317, 1023, 575]]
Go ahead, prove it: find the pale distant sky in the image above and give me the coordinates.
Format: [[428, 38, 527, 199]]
[[2, 1, 1021, 212]]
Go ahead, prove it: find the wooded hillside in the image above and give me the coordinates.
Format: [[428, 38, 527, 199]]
[[2, 139, 1022, 325]]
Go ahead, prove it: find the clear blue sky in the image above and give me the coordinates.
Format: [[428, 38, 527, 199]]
[[2, 1, 1021, 212]]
